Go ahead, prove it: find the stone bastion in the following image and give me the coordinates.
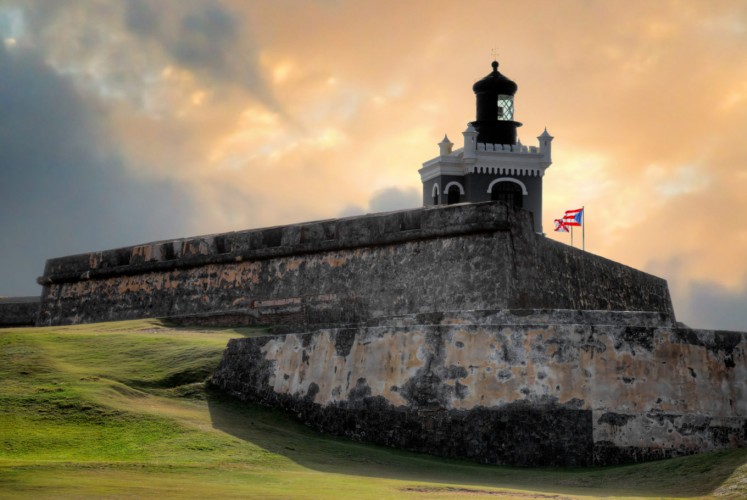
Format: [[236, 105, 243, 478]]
[[28, 201, 745, 465], [212, 309, 746, 466]]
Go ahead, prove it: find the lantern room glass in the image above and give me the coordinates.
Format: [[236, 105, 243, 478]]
[[497, 94, 514, 121]]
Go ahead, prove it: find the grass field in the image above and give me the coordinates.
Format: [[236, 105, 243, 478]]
[[1, 319, 745, 499]]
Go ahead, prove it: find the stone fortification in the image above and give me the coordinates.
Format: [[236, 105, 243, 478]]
[[36, 202, 674, 326], [0, 297, 40, 327], [212, 310, 746, 466]]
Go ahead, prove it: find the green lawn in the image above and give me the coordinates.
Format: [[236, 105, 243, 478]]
[[1, 319, 745, 499]]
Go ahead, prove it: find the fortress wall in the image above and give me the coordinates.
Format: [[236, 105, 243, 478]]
[[0, 297, 40, 327], [36, 203, 674, 326], [211, 320, 747, 466]]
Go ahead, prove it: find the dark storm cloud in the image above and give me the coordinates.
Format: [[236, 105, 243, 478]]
[[125, 0, 238, 74], [124, 0, 159, 37], [0, 44, 196, 296], [680, 281, 747, 332], [122, 0, 283, 115]]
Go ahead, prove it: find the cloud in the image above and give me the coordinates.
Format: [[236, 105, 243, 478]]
[[369, 187, 421, 213], [679, 280, 747, 332], [0, 43, 196, 295], [121, 0, 282, 115], [337, 187, 420, 218]]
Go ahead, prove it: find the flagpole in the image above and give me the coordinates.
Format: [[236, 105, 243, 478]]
[[570, 225, 574, 248], [582, 206, 585, 252]]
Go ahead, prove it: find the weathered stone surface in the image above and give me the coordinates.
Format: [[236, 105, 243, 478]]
[[211, 318, 747, 466], [36, 202, 675, 326], [0, 297, 39, 327]]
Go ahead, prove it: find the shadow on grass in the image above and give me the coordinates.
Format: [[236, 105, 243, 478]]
[[205, 388, 747, 498]]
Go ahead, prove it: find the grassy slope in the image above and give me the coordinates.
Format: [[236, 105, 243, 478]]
[[0, 320, 745, 499]]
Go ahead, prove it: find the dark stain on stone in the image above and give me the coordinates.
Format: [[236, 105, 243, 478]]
[[445, 365, 468, 379], [334, 329, 356, 357], [688, 367, 697, 378], [497, 369, 512, 380], [301, 333, 313, 348], [348, 378, 371, 401], [598, 412, 635, 427], [455, 341, 465, 348], [305, 382, 319, 402], [500, 343, 517, 364], [615, 327, 655, 352], [673, 329, 742, 368], [455, 381, 468, 399], [566, 398, 584, 409], [679, 416, 711, 436], [714, 331, 741, 356], [622, 376, 635, 384]]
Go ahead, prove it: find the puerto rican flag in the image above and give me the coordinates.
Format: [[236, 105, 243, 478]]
[[553, 219, 570, 232], [563, 208, 584, 227]]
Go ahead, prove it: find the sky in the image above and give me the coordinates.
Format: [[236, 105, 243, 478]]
[[0, 0, 746, 331]]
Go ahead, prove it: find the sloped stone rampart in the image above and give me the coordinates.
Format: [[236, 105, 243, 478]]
[[211, 317, 747, 466], [36, 203, 674, 326]]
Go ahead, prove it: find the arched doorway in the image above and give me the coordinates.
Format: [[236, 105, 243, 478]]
[[447, 185, 461, 205], [490, 181, 523, 208]]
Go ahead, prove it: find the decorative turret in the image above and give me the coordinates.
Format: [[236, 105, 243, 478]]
[[471, 60, 522, 145], [438, 135, 453, 156], [538, 127, 553, 162]]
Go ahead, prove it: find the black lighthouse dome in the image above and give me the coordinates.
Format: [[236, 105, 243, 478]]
[[472, 60, 518, 95], [471, 60, 522, 145]]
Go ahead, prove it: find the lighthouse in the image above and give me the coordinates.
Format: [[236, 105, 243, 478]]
[[419, 60, 553, 234]]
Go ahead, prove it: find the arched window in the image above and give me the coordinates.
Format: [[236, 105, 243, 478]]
[[490, 181, 523, 208], [431, 183, 440, 206]]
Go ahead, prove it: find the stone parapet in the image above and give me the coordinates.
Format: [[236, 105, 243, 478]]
[[36, 202, 675, 326], [38, 203, 511, 285]]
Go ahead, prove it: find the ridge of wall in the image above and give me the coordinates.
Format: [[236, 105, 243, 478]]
[[36, 202, 675, 326]]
